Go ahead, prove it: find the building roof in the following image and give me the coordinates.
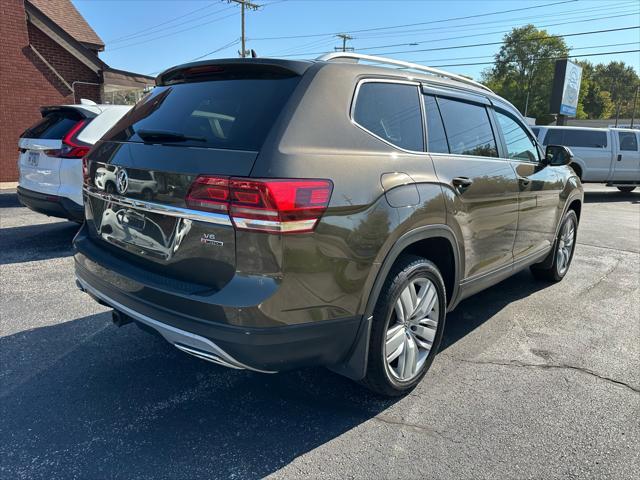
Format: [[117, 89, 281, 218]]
[[28, 0, 104, 51]]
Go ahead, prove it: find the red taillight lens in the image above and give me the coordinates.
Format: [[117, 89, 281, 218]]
[[185, 176, 230, 212], [185, 176, 333, 233], [45, 120, 90, 158]]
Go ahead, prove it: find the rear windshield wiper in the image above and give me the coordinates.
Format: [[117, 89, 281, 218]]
[[136, 129, 206, 143]]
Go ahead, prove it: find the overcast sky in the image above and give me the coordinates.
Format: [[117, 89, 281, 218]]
[[73, 0, 640, 78]]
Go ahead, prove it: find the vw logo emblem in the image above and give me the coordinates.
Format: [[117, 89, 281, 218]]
[[116, 168, 129, 195]]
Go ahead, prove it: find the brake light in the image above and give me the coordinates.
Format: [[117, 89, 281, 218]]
[[186, 176, 333, 233], [45, 119, 90, 158]]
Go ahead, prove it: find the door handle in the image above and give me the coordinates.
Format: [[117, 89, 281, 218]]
[[452, 177, 473, 190], [518, 177, 531, 187], [617, 154, 622, 161]]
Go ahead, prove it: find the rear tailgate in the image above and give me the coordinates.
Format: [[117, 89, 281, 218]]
[[82, 64, 302, 292], [19, 107, 93, 195]]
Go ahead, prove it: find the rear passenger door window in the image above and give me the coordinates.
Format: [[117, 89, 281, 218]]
[[436, 97, 498, 157], [495, 110, 540, 162], [353, 82, 424, 152], [618, 131, 638, 151]]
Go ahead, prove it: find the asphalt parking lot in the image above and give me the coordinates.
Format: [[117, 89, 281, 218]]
[[1, 184, 638, 480]]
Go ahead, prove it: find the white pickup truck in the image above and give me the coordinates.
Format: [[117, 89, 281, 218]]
[[532, 126, 640, 192]]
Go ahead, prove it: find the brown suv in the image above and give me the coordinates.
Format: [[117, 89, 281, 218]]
[[75, 53, 583, 396]]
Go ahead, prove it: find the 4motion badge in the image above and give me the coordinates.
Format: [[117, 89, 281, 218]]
[[200, 233, 223, 247]]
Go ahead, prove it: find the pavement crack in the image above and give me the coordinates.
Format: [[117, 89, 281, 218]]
[[576, 241, 639, 255], [373, 415, 463, 443], [580, 257, 623, 295], [449, 356, 639, 394]]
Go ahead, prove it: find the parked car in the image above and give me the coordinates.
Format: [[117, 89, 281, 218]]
[[532, 126, 639, 192], [17, 101, 131, 221], [74, 54, 583, 396]]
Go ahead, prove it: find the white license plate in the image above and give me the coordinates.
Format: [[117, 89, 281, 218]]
[[27, 151, 40, 167]]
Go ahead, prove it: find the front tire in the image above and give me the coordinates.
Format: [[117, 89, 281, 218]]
[[617, 186, 636, 193], [362, 255, 446, 397], [531, 210, 578, 282]]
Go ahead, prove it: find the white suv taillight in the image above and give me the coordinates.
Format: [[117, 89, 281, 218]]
[[186, 176, 333, 233], [44, 119, 90, 159]]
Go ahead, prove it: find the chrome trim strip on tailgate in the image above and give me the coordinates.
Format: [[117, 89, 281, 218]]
[[76, 277, 276, 373], [83, 186, 232, 226]]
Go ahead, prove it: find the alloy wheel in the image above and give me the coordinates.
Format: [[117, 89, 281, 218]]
[[556, 218, 576, 275], [385, 278, 439, 382]]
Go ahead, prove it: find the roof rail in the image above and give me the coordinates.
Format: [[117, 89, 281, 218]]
[[317, 52, 493, 93]]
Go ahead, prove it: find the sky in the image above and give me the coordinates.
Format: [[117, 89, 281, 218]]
[[73, 0, 640, 79]]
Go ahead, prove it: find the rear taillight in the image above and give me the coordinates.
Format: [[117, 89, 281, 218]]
[[186, 176, 333, 233], [45, 119, 90, 158]]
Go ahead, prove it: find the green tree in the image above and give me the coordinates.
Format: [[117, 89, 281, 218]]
[[576, 60, 639, 119], [482, 25, 569, 121]]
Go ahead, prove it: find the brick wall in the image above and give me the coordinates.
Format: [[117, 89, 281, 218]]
[[0, 0, 102, 183]]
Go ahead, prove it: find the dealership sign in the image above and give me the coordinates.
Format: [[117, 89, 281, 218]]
[[550, 60, 583, 117]]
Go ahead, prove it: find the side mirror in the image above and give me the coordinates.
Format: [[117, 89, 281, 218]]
[[544, 145, 574, 166]]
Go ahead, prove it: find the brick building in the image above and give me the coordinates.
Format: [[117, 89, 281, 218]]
[[0, 0, 154, 184]]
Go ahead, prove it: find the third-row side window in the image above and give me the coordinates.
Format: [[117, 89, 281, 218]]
[[353, 82, 424, 151]]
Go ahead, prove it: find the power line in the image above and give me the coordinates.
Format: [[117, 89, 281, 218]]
[[425, 49, 640, 68], [106, 11, 239, 51], [341, 26, 640, 58], [272, 11, 639, 58], [410, 42, 640, 65], [105, 2, 228, 43], [348, 1, 637, 41], [251, 0, 578, 40]]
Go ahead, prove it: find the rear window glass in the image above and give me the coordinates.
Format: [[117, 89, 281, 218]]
[[21, 110, 83, 140], [103, 76, 300, 151], [544, 129, 608, 148], [353, 82, 424, 151]]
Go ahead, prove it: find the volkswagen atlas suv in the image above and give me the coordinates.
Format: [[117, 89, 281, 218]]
[[74, 54, 583, 396]]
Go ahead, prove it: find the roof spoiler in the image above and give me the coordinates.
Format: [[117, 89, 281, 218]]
[[39, 105, 98, 119], [156, 58, 312, 86]]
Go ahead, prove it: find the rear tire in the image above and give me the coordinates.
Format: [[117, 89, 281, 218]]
[[531, 210, 578, 282], [361, 255, 446, 397], [617, 186, 636, 193]]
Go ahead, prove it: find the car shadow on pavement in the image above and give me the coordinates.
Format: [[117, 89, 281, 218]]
[[0, 192, 21, 208], [583, 190, 639, 204], [0, 269, 554, 479], [0, 312, 397, 479], [0, 221, 79, 265], [441, 269, 549, 351]]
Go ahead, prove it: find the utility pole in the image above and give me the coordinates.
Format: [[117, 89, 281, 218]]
[[630, 85, 638, 128], [335, 33, 354, 52], [228, 0, 260, 57]]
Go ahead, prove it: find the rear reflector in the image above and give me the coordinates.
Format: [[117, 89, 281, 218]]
[[186, 176, 333, 233], [45, 119, 90, 158]]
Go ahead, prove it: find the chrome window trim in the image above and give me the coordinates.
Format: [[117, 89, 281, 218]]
[[350, 78, 427, 155], [83, 186, 232, 226]]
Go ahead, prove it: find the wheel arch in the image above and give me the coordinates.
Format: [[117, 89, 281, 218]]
[[331, 225, 462, 381]]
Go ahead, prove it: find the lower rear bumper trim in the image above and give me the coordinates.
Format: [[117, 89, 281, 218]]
[[76, 277, 276, 373]]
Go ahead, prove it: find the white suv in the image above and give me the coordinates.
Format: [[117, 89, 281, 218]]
[[17, 101, 131, 222]]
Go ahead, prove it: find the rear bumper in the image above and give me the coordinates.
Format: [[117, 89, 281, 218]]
[[74, 229, 362, 372], [17, 186, 84, 222]]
